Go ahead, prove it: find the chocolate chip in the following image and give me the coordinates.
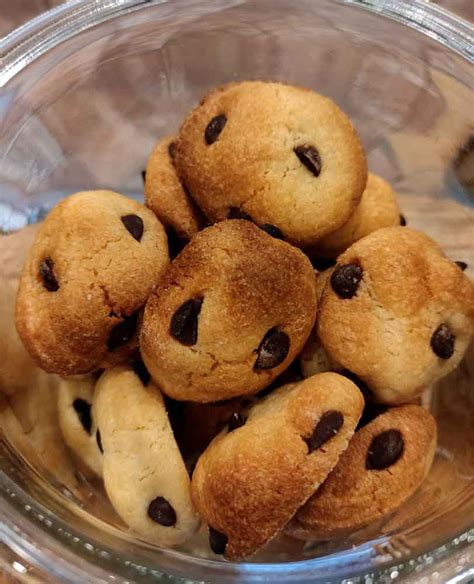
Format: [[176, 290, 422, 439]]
[[170, 298, 203, 346], [254, 327, 290, 370], [209, 526, 227, 555], [141, 170, 146, 184], [431, 323, 455, 359], [132, 356, 150, 386], [39, 258, 59, 291], [294, 145, 322, 177], [260, 224, 284, 239], [228, 207, 253, 221], [305, 411, 344, 453], [107, 312, 139, 350], [168, 141, 177, 159], [205, 114, 227, 145], [310, 256, 336, 271], [166, 227, 188, 260], [399, 214, 407, 226], [121, 214, 144, 242], [147, 497, 177, 526], [96, 429, 103, 453], [228, 412, 246, 432], [455, 260, 468, 271], [367, 429, 404, 470], [331, 263, 363, 299], [73, 399, 92, 434]]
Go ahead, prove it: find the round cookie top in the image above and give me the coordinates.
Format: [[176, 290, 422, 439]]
[[314, 172, 401, 258], [144, 135, 204, 251], [140, 219, 317, 402], [317, 226, 474, 404], [289, 404, 437, 537], [15, 190, 169, 376], [175, 81, 367, 247]]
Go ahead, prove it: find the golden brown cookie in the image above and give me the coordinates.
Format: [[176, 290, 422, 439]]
[[317, 227, 474, 403], [141, 220, 317, 402], [144, 135, 204, 255], [314, 173, 401, 258], [175, 81, 367, 247], [288, 405, 437, 538], [16, 191, 169, 376], [192, 373, 364, 560]]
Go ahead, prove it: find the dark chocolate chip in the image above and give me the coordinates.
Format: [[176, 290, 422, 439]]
[[367, 429, 404, 470], [170, 298, 203, 346], [305, 411, 344, 453], [107, 312, 139, 350], [294, 144, 322, 177], [228, 207, 253, 221], [73, 399, 92, 434], [260, 224, 284, 239], [331, 263, 363, 299], [209, 526, 228, 555], [430, 323, 455, 359], [147, 496, 177, 526], [141, 170, 147, 184], [455, 260, 468, 271], [168, 141, 177, 159], [39, 258, 59, 291], [228, 412, 246, 433], [399, 214, 407, 226], [96, 429, 103, 453], [254, 327, 290, 370], [132, 356, 151, 386], [310, 256, 336, 271], [205, 114, 227, 145], [166, 227, 188, 260], [121, 214, 144, 242]]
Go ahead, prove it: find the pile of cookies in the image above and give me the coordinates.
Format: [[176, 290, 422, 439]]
[[13, 81, 473, 561]]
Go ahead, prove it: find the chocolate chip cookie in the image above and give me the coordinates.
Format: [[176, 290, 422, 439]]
[[95, 366, 200, 546], [175, 81, 367, 247], [288, 405, 436, 538], [15, 190, 169, 376], [317, 227, 474, 403], [140, 220, 317, 402], [144, 135, 204, 256], [192, 372, 364, 560]]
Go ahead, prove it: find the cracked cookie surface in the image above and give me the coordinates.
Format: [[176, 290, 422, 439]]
[[175, 80, 367, 248], [15, 190, 169, 376], [140, 220, 317, 402]]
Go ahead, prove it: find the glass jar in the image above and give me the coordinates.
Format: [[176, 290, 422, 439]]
[[0, 1, 473, 582]]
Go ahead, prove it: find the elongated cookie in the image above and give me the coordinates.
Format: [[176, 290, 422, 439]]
[[16, 190, 169, 376], [95, 366, 200, 546], [288, 405, 437, 538], [192, 372, 364, 560]]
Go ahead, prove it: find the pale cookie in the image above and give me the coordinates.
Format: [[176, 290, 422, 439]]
[[175, 81, 367, 247], [95, 366, 200, 546], [58, 375, 103, 477], [16, 191, 169, 376], [317, 227, 474, 404], [314, 173, 401, 258], [288, 405, 437, 538], [144, 135, 204, 256], [192, 372, 364, 560], [141, 220, 317, 402]]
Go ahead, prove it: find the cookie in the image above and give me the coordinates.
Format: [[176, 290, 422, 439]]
[[191, 372, 364, 560], [94, 366, 200, 546], [314, 173, 401, 258], [58, 375, 103, 477], [16, 190, 169, 376], [175, 81, 367, 247], [144, 135, 204, 256], [317, 226, 474, 403], [288, 405, 437, 538], [141, 220, 317, 402]]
